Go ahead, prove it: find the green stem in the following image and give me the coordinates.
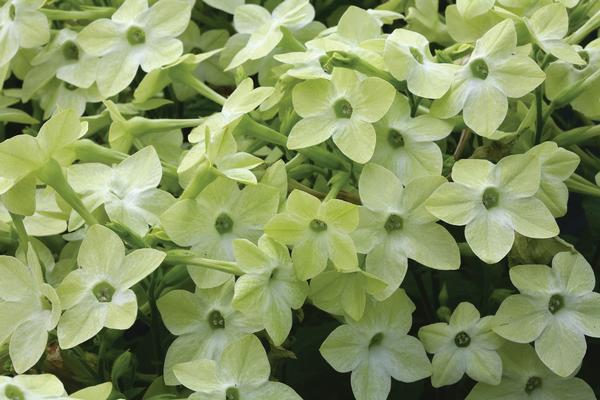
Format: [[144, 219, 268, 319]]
[[324, 172, 350, 201], [170, 71, 226, 106], [566, 174, 600, 197], [164, 250, 243, 275], [280, 27, 306, 52], [328, 51, 405, 91], [554, 125, 600, 146], [569, 145, 600, 170], [9, 212, 28, 250], [41, 7, 115, 20], [179, 159, 216, 200], [567, 8, 600, 44], [37, 159, 99, 226], [534, 86, 544, 145]]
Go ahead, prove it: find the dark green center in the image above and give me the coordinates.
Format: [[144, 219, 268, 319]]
[[454, 331, 471, 347], [369, 332, 384, 348], [62, 40, 79, 61], [126, 26, 146, 45], [384, 214, 403, 232], [482, 187, 499, 209], [470, 58, 489, 80], [208, 310, 225, 329], [214, 213, 234, 234], [387, 129, 405, 148], [409, 47, 424, 64], [548, 294, 564, 314], [309, 219, 328, 232], [333, 99, 353, 119], [8, 4, 16, 20], [4, 385, 24, 400], [225, 387, 239, 400], [525, 376, 542, 394], [93, 281, 115, 303], [64, 82, 79, 91]]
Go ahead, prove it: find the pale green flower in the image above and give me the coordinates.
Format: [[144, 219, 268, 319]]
[[67, 146, 175, 235], [524, 3, 585, 65], [0, 255, 60, 373], [273, 45, 329, 80], [466, 343, 595, 400], [157, 280, 263, 385], [57, 224, 165, 349], [38, 79, 103, 119], [78, 0, 193, 97], [526, 142, 579, 217], [232, 236, 308, 346], [174, 335, 302, 400], [445, 4, 503, 44], [203, 0, 243, 14], [0, 374, 67, 399], [426, 155, 559, 264], [0, 0, 49, 67], [0, 188, 67, 237], [160, 178, 279, 288], [353, 164, 459, 299], [493, 251, 600, 377], [226, 0, 315, 70], [456, 0, 495, 19], [406, 0, 452, 46], [320, 289, 431, 400], [371, 95, 453, 181], [384, 29, 459, 99], [419, 302, 503, 387], [287, 67, 395, 163], [431, 20, 545, 138], [264, 190, 359, 280]]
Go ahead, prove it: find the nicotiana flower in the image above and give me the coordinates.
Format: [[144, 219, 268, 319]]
[[371, 95, 453, 182], [419, 302, 504, 388], [226, 0, 315, 70], [524, 3, 585, 65], [57, 224, 165, 349], [493, 251, 600, 377], [455, 0, 494, 19], [320, 289, 431, 400], [0, 0, 49, 67], [67, 146, 175, 236], [426, 154, 559, 264], [174, 335, 302, 400], [287, 67, 395, 163], [0, 255, 60, 373], [78, 0, 193, 97], [526, 142, 579, 217], [264, 190, 359, 280], [353, 164, 459, 299], [384, 29, 459, 99], [545, 38, 600, 119], [406, 0, 452, 46], [38, 79, 103, 118], [160, 178, 279, 288], [232, 236, 308, 346], [431, 20, 545, 138], [0, 374, 67, 399], [157, 280, 263, 385], [466, 343, 596, 400]]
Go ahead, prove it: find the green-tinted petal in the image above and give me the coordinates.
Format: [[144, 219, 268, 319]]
[[425, 183, 480, 226], [291, 235, 328, 280], [57, 299, 107, 349], [418, 323, 453, 353], [490, 57, 546, 98], [403, 222, 460, 270], [431, 348, 465, 387], [328, 231, 358, 273], [381, 335, 432, 383], [10, 319, 48, 373], [359, 163, 403, 213], [493, 294, 549, 343], [509, 264, 556, 295], [332, 119, 376, 164], [78, 225, 125, 276], [572, 292, 600, 337], [220, 335, 270, 385], [117, 249, 165, 289], [320, 324, 367, 372], [552, 251, 595, 296], [173, 359, 220, 392], [465, 348, 502, 385], [105, 290, 137, 329], [449, 302, 480, 330], [503, 197, 558, 239], [351, 77, 395, 123], [287, 115, 338, 150], [465, 211, 514, 264], [351, 358, 391, 400], [321, 199, 359, 231], [457, 0, 494, 19], [463, 83, 507, 138], [292, 78, 335, 117], [535, 319, 586, 377], [452, 159, 494, 189], [77, 19, 120, 56], [472, 20, 516, 59], [157, 289, 204, 335]]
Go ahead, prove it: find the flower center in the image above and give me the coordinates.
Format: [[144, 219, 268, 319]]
[[482, 187, 499, 209], [62, 40, 79, 61], [64, 82, 79, 91], [369, 332, 383, 348], [387, 129, 405, 148], [575, 50, 589, 70], [208, 310, 225, 329], [470, 58, 489, 80], [525, 376, 542, 394], [214, 213, 234, 234], [319, 55, 333, 74], [384, 214, 403, 232], [4, 385, 24, 400], [93, 281, 115, 303], [548, 294, 564, 314], [309, 219, 328, 232], [225, 387, 239, 400], [8, 4, 16, 20], [40, 295, 52, 311], [333, 99, 353, 119], [454, 331, 471, 347], [409, 46, 424, 64], [126, 26, 146, 45]]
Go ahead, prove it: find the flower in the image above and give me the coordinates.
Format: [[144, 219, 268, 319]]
[[430, 20, 545, 138], [419, 302, 503, 387], [57, 224, 165, 349], [0, 0, 49, 67], [264, 190, 359, 280], [160, 178, 279, 288], [287, 67, 395, 163], [353, 164, 459, 299], [157, 280, 263, 385], [0, 374, 67, 399], [426, 154, 558, 264], [320, 289, 431, 400], [78, 0, 193, 97], [493, 251, 600, 377]]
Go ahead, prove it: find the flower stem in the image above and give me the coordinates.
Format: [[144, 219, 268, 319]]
[[41, 7, 115, 20], [567, 8, 600, 44], [169, 71, 226, 106], [37, 159, 99, 227], [534, 85, 544, 145], [179, 159, 217, 200], [8, 212, 28, 250], [164, 250, 243, 275]]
